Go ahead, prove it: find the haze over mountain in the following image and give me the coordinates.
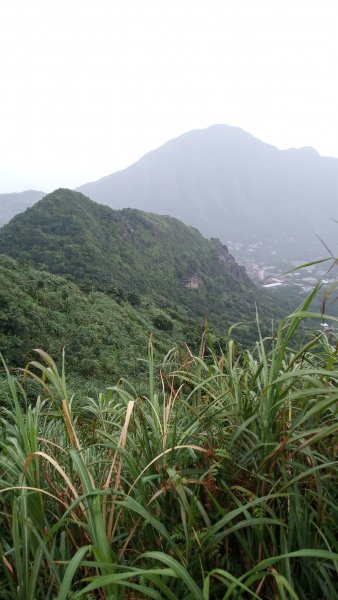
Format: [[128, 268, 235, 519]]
[[0, 190, 45, 227], [2, 125, 338, 265], [77, 124, 338, 263]]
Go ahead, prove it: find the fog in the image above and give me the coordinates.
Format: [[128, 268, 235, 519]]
[[1, 0, 338, 192]]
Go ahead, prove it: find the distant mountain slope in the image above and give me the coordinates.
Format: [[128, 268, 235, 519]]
[[0, 190, 45, 226], [77, 125, 338, 262], [0, 188, 289, 343]]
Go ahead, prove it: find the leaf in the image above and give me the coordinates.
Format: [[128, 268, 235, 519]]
[[56, 545, 91, 600], [142, 551, 204, 600]]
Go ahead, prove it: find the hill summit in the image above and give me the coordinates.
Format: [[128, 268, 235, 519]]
[[0, 188, 286, 343]]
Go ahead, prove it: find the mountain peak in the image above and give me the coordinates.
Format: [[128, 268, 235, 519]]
[[76, 125, 338, 260], [0, 186, 251, 302]]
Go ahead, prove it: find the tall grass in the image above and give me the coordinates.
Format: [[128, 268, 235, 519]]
[[0, 296, 337, 598]]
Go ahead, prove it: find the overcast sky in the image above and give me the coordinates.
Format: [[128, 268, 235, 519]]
[[1, 0, 338, 193]]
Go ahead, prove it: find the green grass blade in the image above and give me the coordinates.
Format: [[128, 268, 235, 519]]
[[56, 545, 91, 600]]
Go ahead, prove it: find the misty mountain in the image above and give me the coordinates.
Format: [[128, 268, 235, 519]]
[[0, 190, 45, 227], [78, 125, 338, 263]]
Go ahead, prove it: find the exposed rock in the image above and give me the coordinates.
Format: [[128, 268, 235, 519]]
[[218, 244, 248, 282], [185, 273, 201, 289]]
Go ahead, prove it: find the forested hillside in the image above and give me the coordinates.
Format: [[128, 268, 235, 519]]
[[0, 189, 294, 350], [0, 254, 206, 386]]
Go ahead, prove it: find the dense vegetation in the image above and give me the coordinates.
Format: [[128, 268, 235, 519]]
[[0, 189, 296, 348], [0, 254, 203, 388], [0, 188, 337, 598], [0, 293, 337, 598], [0, 189, 306, 393]]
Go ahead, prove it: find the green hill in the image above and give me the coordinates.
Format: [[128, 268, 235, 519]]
[[0, 188, 289, 344]]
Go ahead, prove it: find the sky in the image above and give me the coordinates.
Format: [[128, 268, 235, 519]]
[[1, 0, 338, 193]]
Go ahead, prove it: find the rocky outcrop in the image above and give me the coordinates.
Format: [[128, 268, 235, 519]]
[[218, 244, 249, 283], [184, 273, 201, 289]]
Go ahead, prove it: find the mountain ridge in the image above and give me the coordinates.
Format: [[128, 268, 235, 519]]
[[0, 188, 291, 345], [77, 124, 338, 262], [1, 125, 337, 265]]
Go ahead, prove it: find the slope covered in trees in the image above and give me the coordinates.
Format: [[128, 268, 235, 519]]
[[0, 189, 292, 347], [0, 254, 203, 385]]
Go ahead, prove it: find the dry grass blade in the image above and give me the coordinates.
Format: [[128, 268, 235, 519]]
[[103, 400, 135, 541], [62, 399, 81, 450], [22, 451, 85, 518]]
